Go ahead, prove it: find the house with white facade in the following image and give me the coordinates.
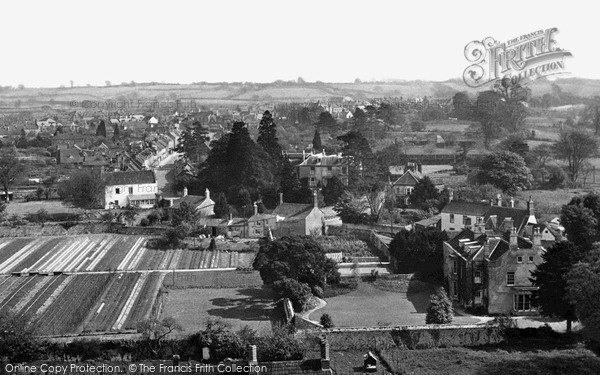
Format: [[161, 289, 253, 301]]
[[103, 170, 158, 209]]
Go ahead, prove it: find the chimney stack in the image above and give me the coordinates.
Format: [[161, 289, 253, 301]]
[[313, 190, 318, 208], [510, 197, 515, 208], [533, 226, 542, 249], [448, 189, 453, 203], [279, 192, 284, 205], [205, 188, 210, 200], [253, 202, 258, 216], [483, 237, 491, 259], [229, 213, 233, 221], [183, 186, 188, 197], [320, 338, 330, 371], [248, 345, 258, 366], [497, 194, 502, 207], [509, 227, 518, 251]]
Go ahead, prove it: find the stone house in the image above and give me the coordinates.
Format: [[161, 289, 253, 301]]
[[169, 188, 215, 217], [272, 192, 326, 236], [297, 152, 348, 187], [443, 224, 544, 315]]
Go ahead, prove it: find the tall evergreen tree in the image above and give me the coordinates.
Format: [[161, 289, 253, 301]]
[[257, 111, 282, 162], [112, 123, 120, 140], [96, 120, 107, 137], [213, 192, 230, 218], [321, 176, 345, 206], [312, 128, 322, 152]]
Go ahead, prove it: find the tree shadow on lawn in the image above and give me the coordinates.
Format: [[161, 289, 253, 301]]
[[405, 280, 436, 313], [206, 287, 275, 322]]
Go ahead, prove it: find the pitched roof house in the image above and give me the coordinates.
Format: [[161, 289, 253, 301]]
[[103, 170, 157, 209], [272, 192, 325, 236], [443, 223, 545, 315], [170, 188, 215, 217]]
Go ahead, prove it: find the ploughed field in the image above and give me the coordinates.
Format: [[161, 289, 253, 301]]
[[0, 235, 255, 275], [0, 272, 164, 336]]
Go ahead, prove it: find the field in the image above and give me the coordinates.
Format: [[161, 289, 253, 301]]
[[0, 272, 164, 336], [377, 345, 600, 375], [310, 282, 479, 327], [0, 235, 255, 274], [160, 286, 275, 334], [3, 201, 85, 216]]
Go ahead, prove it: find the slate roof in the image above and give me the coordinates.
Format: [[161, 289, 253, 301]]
[[103, 170, 155, 186], [272, 203, 314, 220], [299, 153, 345, 166], [485, 206, 530, 233], [392, 170, 421, 186], [170, 195, 207, 209], [441, 201, 489, 216]]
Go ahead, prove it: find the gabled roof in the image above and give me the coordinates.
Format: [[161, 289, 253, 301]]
[[485, 206, 530, 233], [170, 195, 208, 209], [441, 201, 489, 216], [272, 203, 316, 221], [298, 153, 345, 166], [392, 170, 421, 186], [104, 170, 155, 186]]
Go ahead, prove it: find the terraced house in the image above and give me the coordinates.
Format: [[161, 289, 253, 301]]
[[103, 170, 158, 209]]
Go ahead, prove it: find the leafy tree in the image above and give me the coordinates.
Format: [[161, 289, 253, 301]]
[[137, 317, 182, 357], [388, 228, 448, 282], [333, 191, 371, 224], [376, 141, 404, 170], [553, 130, 598, 182], [499, 134, 530, 161], [272, 277, 312, 311], [560, 193, 600, 248], [411, 176, 441, 211], [279, 158, 311, 204], [171, 201, 199, 226], [58, 170, 104, 209], [352, 107, 367, 130], [567, 247, 600, 339], [0, 150, 25, 203], [450, 183, 500, 203], [337, 130, 388, 221], [474, 90, 504, 147], [235, 187, 253, 217], [426, 289, 453, 324], [312, 128, 322, 151], [257, 110, 282, 162], [0, 311, 41, 361], [253, 235, 340, 288], [95, 120, 107, 137], [42, 176, 57, 200], [411, 120, 426, 132], [179, 120, 209, 165], [452, 91, 473, 120], [315, 111, 337, 132], [321, 176, 345, 206], [163, 223, 191, 249], [581, 96, 600, 135], [122, 205, 139, 226], [320, 313, 334, 328], [531, 241, 583, 333], [476, 151, 533, 194], [213, 192, 230, 218]]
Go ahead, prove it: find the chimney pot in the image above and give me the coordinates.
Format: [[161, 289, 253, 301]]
[[205, 188, 210, 200], [313, 191, 318, 208], [279, 192, 283, 205], [182, 186, 188, 197], [497, 194, 502, 207], [253, 202, 258, 216], [248, 345, 257, 365], [510, 197, 515, 208]]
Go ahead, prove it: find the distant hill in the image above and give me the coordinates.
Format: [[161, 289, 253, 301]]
[[1, 77, 599, 111]]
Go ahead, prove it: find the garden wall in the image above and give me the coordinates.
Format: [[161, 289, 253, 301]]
[[301, 325, 504, 351], [0, 222, 111, 237]]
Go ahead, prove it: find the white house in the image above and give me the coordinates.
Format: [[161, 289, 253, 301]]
[[103, 170, 158, 209]]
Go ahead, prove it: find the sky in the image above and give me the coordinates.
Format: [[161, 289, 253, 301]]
[[0, 0, 595, 88]]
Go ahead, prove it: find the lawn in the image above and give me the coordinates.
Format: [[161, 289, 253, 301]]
[[378, 345, 600, 375], [160, 287, 275, 334], [4, 200, 84, 216], [310, 282, 479, 327]]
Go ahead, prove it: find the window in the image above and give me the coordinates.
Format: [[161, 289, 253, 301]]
[[128, 187, 133, 194], [474, 270, 481, 284], [309, 177, 316, 186], [115, 188, 121, 194], [474, 290, 482, 304], [452, 281, 458, 297], [310, 167, 315, 175], [463, 217, 472, 226], [517, 256, 523, 263], [528, 256, 534, 263], [506, 272, 515, 286], [450, 214, 455, 223], [328, 166, 332, 171], [514, 294, 533, 311], [452, 259, 457, 275]]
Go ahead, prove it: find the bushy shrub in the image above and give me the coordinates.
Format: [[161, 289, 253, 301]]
[[425, 289, 453, 324], [147, 211, 161, 225], [320, 314, 334, 328], [139, 218, 149, 227], [273, 278, 312, 312]]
